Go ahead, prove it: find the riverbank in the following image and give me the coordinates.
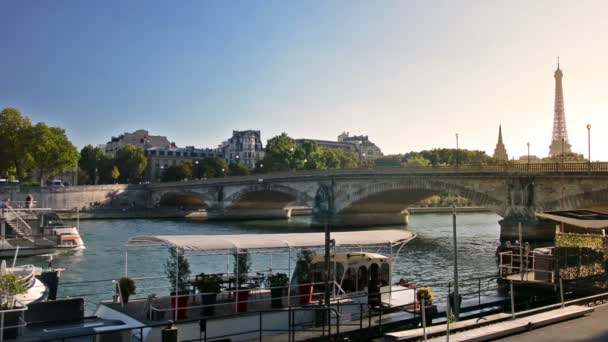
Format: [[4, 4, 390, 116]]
[[408, 206, 490, 214]]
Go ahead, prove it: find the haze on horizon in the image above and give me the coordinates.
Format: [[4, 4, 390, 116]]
[[1, 1, 607, 160]]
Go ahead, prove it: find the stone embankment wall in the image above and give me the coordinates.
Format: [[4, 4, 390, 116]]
[[0, 185, 149, 210]]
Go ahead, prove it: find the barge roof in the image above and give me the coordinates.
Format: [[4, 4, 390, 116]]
[[127, 229, 415, 251]]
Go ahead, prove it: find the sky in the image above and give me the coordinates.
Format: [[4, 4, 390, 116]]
[[2, 1, 608, 160]]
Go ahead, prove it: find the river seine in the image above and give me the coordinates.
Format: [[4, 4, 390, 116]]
[[22, 212, 502, 313]]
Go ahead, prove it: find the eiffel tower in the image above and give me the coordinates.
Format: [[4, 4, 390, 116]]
[[548, 57, 572, 157]]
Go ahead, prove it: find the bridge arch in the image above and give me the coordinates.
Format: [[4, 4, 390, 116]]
[[155, 190, 213, 209], [224, 183, 315, 210], [334, 178, 506, 216], [543, 187, 608, 212]]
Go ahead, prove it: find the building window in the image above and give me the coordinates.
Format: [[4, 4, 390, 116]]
[[168, 151, 173, 156], [159, 151, 165, 156]]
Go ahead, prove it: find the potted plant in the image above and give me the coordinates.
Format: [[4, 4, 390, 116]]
[[117, 277, 136, 304], [194, 273, 222, 316], [416, 287, 437, 324], [265, 273, 289, 308], [165, 247, 191, 319], [233, 249, 252, 312], [295, 250, 315, 304], [0, 273, 27, 339]]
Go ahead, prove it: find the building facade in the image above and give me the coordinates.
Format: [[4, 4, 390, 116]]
[[337, 132, 384, 160], [220, 130, 265, 168], [294, 139, 356, 153], [105, 129, 170, 155], [145, 146, 223, 181]]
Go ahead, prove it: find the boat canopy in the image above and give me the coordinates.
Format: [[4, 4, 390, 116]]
[[536, 210, 608, 230], [128, 229, 416, 251]]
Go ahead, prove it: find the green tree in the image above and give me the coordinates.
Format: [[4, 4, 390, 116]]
[[261, 133, 298, 171], [405, 156, 431, 167], [374, 155, 403, 168], [78, 145, 106, 184], [199, 157, 229, 178], [228, 162, 250, 176], [114, 144, 147, 183], [29, 123, 79, 186], [162, 161, 193, 182], [111, 165, 120, 183], [0, 108, 34, 180]]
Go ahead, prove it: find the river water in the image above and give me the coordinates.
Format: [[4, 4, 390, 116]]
[[20, 212, 502, 313]]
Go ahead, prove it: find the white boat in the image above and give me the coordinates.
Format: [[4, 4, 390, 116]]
[[0, 208, 84, 258], [0, 260, 63, 306], [94, 229, 417, 341]]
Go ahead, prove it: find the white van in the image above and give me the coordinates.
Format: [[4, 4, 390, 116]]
[[50, 179, 64, 187]]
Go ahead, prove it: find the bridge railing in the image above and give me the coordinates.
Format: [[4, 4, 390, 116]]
[[150, 162, 608, 188]]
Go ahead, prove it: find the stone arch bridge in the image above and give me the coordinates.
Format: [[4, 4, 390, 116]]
[[148, 163, 608, 240]]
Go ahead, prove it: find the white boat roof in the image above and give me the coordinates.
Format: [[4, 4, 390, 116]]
[[128, 229, 416, 251], [536, 210, 608, 229]]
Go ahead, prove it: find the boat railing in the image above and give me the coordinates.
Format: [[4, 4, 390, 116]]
[[0, 300, 28, 342], [143, 280, 416, 323], [498, 251, 556, 283], [8, 265, 37, 290]]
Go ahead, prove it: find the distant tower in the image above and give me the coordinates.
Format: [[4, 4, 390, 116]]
[[493, 125, 508, 161], [548, 58, 572, 157]]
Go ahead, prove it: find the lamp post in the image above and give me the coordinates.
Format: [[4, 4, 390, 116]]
[[194, 160, 200, 180], [452, 204, 460, 319], [455, 133, 459, 166], [587, 124, 591, 163]]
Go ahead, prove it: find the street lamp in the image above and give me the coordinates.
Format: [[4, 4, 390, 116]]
[[527, 142, 530, 165], [587, 124, 591, 162], [194, 160, 200, 180], [221, 168, 225, 177]]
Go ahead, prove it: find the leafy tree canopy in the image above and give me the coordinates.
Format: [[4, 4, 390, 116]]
[[114, 144, 147, 183], [29, 123, 79, 185], [162, 161, 193, 182], [228, 162, 250, 176]]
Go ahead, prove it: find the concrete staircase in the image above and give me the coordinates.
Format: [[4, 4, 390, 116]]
[[2, 208, 35, 242]]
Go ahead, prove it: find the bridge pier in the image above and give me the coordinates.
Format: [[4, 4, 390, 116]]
[[499, 218, 556, 242]]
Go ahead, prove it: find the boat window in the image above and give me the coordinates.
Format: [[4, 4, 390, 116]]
[[310, 262, 344, 293], [357, 266, 368, 292], [380, 263, 390, 286], [341, 267, 357, 293]]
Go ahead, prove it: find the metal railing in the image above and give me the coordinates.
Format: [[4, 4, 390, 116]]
[[0, 301, 28, 342], [149, 162, 608, 188], [499, 251, 556, 283]]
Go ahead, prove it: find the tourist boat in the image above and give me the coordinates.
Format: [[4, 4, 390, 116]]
[[0, 208, 85, 258], [92, 229, 417, 341]]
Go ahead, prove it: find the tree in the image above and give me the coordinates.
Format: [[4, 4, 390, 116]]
[[29, 123, 79, 186], [261, 133, 298, 171], [162, 161, 193, 182], [405, 156, 431, 167], [114, 144, 147, 183], [111, 165, 120, 183], [79, 145, 105, 184], [228, 162, 250, 176], [0, 108, 33, 180], [199, 157, 229, 178]]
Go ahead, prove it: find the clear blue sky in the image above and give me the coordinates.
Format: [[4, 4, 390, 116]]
[[2, 1, 608, 159]]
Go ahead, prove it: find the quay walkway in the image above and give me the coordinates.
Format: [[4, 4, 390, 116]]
[[496, 303, 608, 342]]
